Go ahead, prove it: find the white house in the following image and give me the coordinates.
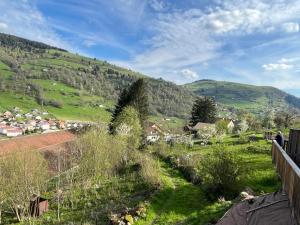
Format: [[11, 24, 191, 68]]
[[146, 123, 164, 143], [39, 121, 50, 130], [35, 116, 42, 121], [6, 128, 22, 137], [25, 113, 33, 119], [0, 125, 9, 134]]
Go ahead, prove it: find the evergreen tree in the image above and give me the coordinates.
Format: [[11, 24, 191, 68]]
[[110, 78, 149, 133], [190, 96, 216, 126], [127, 79, 149, 129]]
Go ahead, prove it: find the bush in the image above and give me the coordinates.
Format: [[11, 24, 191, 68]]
[[236, 134, 249, 144], [74, 128, 127, 182], [48, 100, 63, 108], [199, 147, 243, 198], [243, 145, 270, 154], [134, 152, 162, 188]]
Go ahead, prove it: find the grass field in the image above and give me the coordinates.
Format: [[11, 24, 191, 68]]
[[135, 134, 281, 225], [0, 60, 14, 79]]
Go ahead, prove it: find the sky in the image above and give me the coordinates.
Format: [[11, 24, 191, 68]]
[[1, 0, 300, 96]]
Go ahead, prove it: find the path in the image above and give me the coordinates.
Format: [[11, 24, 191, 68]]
[[136, 161, 227, 225]]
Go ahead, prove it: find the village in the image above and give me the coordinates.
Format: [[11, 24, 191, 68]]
[[0, 107, 85, 138]]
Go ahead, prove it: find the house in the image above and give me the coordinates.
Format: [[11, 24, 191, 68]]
[[184, 122, 215, 134], [25, 113, 33, 119], [146, 123, 165, 143], [35, 116, 42, 121], [6, 128, 23, 137], [0, 125, 10, 134], [23, 124, 35, 132], [29, 195, 49, 217], [227, 120, 235, 130], [57, 121, 66, 129], [48, 120, 57, 130], [39, 121, 50, 130], [3, 111, 13, 119], [15, 114, 22, 118], [193, 122, 215, 131], [28, 120, 37, 127]]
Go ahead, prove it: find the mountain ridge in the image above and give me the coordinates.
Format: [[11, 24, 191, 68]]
[[184, 79, 300, 114], [1, 32, 300, 121]]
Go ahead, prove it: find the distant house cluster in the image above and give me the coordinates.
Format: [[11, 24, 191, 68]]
[[184, 119, 235, 134], [0, 107, 83, 138], [145, 122, 191, 144]]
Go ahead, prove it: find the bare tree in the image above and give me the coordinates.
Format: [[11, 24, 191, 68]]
[[274, 108, 299, 129], [0, 150, 48, 222]]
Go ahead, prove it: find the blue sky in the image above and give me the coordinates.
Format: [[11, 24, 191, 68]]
[[1, 0, 300, 96]]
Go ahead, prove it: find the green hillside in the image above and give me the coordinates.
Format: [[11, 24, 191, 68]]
[[1, 33, 300, 122], [0, 33, 195, 121], [184, 79, 300, 114]]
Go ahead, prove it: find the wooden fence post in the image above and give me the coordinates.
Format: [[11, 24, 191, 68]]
[[287, 129, 300, 167]]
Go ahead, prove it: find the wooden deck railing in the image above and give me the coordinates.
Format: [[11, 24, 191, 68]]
[[272, 140, 300, 223]]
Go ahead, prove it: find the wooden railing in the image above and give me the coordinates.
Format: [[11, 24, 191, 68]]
[[272, 140, 300, 223]]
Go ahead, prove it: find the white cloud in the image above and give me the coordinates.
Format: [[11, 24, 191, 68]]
[[149, 0, 165, 11], [122, 0, 300, 84], [282, 22, 299, 33], [262, 63, 294, 71], [0, 1, 68, 49], [279, 57, 300, 63], [0, 22, 8, 30], [181, 69, 199, 79]]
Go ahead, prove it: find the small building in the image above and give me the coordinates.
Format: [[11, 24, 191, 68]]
[[28, 120, 37, 127], [227, 120, 235, 130], [49, 120, 57, 130], [0, 125, 10, 134], [35, 116, 42, 121], [57, 121, 66, 129], [184, 122, 216, 134], [25, 113, 33, 119], [3, 111, 13, 119], [23, 124, 35, 132], [29, 195, 49, 217], [6, 128, 23, 137], [39, 121, 50, 130], [146, 123, 165, 143]]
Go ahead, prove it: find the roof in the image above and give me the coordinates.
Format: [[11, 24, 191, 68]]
[[193, 122, 215, 130], [216, 190, 298, 225], [146, 122, 164, 135]]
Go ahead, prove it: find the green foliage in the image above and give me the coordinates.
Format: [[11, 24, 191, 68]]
[[262, 110, 275, 129], [185, 79, 300, 114], [113, 106, 143, 150], [215, 120, 228, 135], [0, 34, 196, 119], [111, 78, 149, 133], [0, 150, 48, 222], [190, 96, 217, 126], [199, 147, 243, 198], [243, 145, 270, 154], [74, 128, 126, 180]]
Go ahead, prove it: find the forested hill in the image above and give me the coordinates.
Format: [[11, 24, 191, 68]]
[[0, 33, 195, 120], [184, 79, 300, 113]]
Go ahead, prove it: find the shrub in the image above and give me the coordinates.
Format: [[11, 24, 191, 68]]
[[243, 145, 270, 154], [199, 147, 243, 198], [74, 128, 127, 182], [48, 100, 63, 108], [134, 152, 162, 188], [236, 134, 249, 144], [112, 106, 142, 150], [0, 150, 48, 221]]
